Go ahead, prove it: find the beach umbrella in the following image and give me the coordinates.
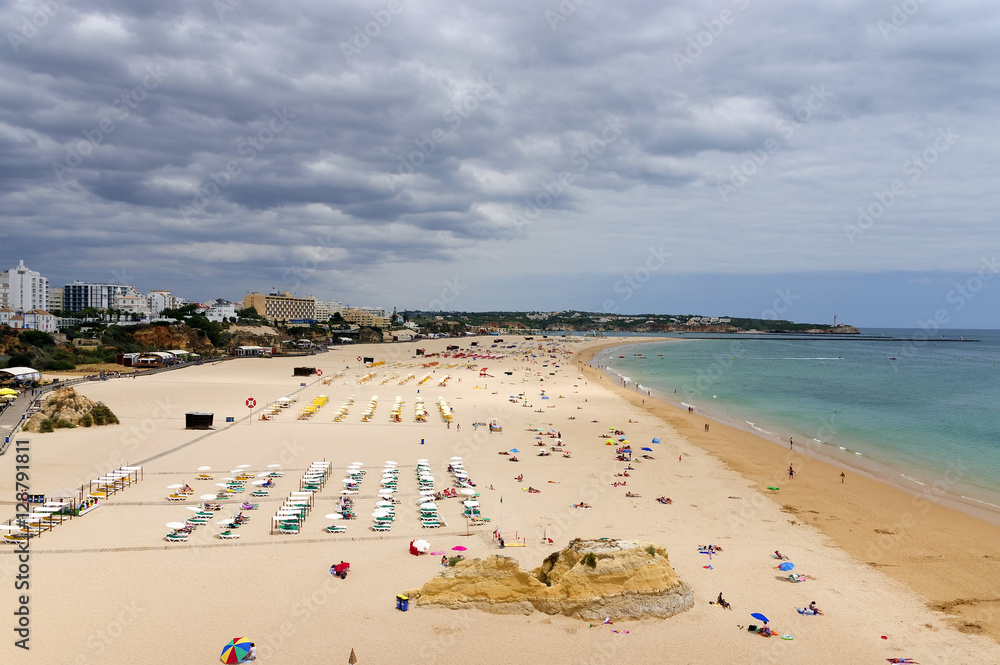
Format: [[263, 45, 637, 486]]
[[450, 457, 462, 461], [417, 496, 435, 503], [167, 484, 183, 489], [267, 464, 282, 468], [256, 472, 270, 478], [509, 448, 520, 453], [186, 506, 202, 512], [460, 488, 476, 495], [0, 388, 17, 396], [652, 437, 660, 444], [325, 513, 344, 520], [385, 460, 397, 465], [372, 509, 391, 518], [451, 545, 467, 551], [413, 539, 430, 552], [237, 464, 251, 469], [165, 522, 187, 530], [376, 501, 394, 508], [421, 503, 438, 510], [197, 466, 211, 471], [200, 494, 218, 500], [779, 562, 795, 571], [641, 447, 653, 452], [750, 613, 769, 624], [341, 490, 356, 495], [220, 637, 253, 663]]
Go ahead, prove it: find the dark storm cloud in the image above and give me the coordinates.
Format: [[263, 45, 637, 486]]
[[0, 0, 997, 321]]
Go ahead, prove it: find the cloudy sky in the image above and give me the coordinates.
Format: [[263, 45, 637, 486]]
[[1, 0, 998, 327]]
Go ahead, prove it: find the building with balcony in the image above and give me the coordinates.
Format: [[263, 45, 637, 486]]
[[244, 292, 316, 323]]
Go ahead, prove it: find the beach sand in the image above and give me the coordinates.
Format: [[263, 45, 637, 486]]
[[1, 337, 997, 664]]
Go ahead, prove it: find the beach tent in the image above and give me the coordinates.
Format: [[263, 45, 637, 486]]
[[652, 437, 661, 444], [0, 367, 41, 383]]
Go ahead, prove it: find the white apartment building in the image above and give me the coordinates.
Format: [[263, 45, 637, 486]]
[[147, 290, 186, 316], [113, 293, 151, 317], [5, 260, 49, 312], [204, 299, 236, 322]]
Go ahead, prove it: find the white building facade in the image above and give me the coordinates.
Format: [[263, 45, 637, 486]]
[[5, 260, 49, 312]]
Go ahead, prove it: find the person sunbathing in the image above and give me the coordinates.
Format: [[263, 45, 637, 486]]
[[759, 626, 774, 637], [808, 601, 823, 615], [515, 474, 523, 482], [656, 497, 672, 504], [509, 456, 519, 462], [527, 487, 540, 493], [716, 592, 732, 610], [574, 502, 591, 509], [625, 492, 640, 497], [774, 550, 788, 560]]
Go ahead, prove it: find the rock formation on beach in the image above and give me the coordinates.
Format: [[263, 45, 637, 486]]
[[409, 538, 694, 621], [23, 387, 120, 432]]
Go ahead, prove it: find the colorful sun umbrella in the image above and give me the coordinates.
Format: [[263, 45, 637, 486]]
[[641, 447, 653, 451], [750, 613, 769, 624], [220, 637, 253, 663], [779, 562, 795, 571], [451, 545, 467, 551], [509, 448, 520, 453], [652, 437, 661, 443]]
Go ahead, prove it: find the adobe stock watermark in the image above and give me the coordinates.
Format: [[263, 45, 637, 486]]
[[672, 0, 752, 72], [601, 246, 672, 313], [178, 106, 295, 220], [510, 116, 628, 232], [843, 127, 958, 244], [428, 277, 466, 311], [386, 75, 501, 190], [545, 0, 587, 31], [717, 84, 832, 202], [877, 0, 929, 41], [51, 64, 170, 184], [339, 0, 405, 62], [889, 255, 998, 366], [7, 0, 70, 54]]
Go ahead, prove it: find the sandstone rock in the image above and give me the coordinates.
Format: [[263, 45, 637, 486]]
[[23, 387, 119, 433], [413, 538, 693, 621]]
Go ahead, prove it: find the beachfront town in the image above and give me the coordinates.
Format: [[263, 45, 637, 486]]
[[0, 259, 397, 333]]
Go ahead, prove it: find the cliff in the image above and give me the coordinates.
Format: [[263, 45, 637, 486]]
[[408, 538, 694, 621]]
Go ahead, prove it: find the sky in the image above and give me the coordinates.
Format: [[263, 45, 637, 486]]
[[1, 0, 999, 328]]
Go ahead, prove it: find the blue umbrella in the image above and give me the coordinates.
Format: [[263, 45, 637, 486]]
[[641, 447, 652, 451], [652, 437, 661, 443], [509, 448, 520, 453], [779, 562, 795, 571], [750, 612, 769, 623]]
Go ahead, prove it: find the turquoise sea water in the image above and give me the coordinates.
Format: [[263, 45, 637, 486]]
[[592, 329, 1000, 510]]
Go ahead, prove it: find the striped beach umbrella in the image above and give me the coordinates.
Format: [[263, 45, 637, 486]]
[[220, 637, 252, 663]]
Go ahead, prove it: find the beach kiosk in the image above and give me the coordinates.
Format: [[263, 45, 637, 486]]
[[185, 412, 214, 429]]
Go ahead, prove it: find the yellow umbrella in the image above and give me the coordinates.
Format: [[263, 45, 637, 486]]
[[0, 388, 17, 396]]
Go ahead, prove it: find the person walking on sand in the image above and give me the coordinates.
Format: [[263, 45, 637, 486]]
[[790, 437, 793, 450], [840, 471, 845, 483], [789, 464, 795, 480]]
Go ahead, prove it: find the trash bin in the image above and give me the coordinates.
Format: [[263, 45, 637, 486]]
[[396, 595, 409, 611]]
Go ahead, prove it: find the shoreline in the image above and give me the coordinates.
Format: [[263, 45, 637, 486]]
[[576, 338, 1000, 641], [591, 339, 1000, 527]]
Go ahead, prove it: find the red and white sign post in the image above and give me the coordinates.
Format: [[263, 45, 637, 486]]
[[246, 397, 256, 426]]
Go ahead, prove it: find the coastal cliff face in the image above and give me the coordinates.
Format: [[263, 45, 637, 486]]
[[130, 324, 213, 352], [410, 538, 694, 621]]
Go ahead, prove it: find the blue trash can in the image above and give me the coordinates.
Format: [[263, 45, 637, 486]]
[[396, 595, 409, 611]]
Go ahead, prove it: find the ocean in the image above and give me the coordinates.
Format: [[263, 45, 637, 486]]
[[591, 329, 1000, 512]]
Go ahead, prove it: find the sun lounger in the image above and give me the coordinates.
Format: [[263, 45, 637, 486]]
[[251, 490, 269, 497], [3, 534, 29, 544], [166, 495, 187, 501], [421, 521, 441, 528], [165, 533, 189, 542], [197, 474, 215, 480], [372, 523, 391, 532], [326, 525, 347, 534], [218, 530, 240, 540], [279, 525, 300, 534]]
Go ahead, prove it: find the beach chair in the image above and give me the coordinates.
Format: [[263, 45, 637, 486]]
[[3, 534, 29, 544], [421, 521, 441, 528], [218, 530, 240, 540], [326, 525, 347, 534], [165, 533, 189, 542], [251, 491, 269, 497], [372, 523, 391, 532], [279, 524, 300, 534], [166, 495, 187, 501]]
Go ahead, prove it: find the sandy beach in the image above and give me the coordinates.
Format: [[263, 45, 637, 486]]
[[2, 336, 998, 664]]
